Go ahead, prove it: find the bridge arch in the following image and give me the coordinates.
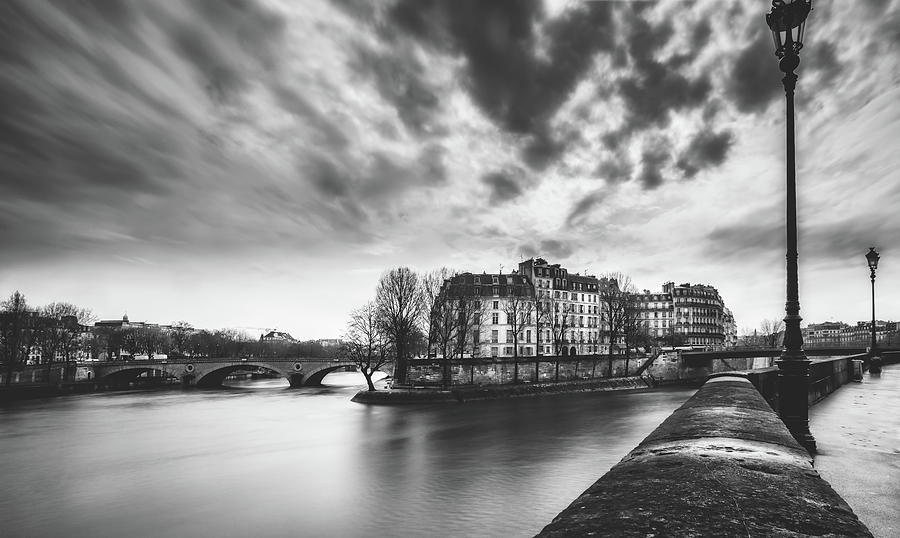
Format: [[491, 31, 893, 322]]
[[300, 364, 357, 386], [99, 366, 180, 386]]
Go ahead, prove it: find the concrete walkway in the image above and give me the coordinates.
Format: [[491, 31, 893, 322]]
[[809, 363, 900, 538]]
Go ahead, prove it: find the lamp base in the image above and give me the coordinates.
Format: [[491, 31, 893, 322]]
[[869, 355, 883, 374]]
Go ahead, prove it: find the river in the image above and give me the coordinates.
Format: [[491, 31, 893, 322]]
[[0, 373, 694, 538]]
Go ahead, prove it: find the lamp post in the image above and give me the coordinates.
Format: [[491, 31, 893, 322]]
[[766, 0, 815, 452], [866, 247, 882, 373]]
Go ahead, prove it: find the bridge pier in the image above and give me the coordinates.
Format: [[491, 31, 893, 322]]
[[288, 373, 305, 388]]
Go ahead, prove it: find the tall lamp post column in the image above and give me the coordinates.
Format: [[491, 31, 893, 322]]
[[866, 247, 882, 373], [766, 0, 815, 452]]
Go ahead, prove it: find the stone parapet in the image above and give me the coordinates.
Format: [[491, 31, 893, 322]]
[[536, 375, 871, 537]]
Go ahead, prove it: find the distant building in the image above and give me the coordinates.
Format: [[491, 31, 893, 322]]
[[261, 330, 296, 343], [723, 308, 738, 348], [433, 258, 608, 360], [802, 321, 849, 346], [316, 338, 343, 348], [633, 289, 675, 344], [634, 282, 729, 350]]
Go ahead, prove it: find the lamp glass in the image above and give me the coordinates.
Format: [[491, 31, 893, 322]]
[[866, 248, 880, 271]]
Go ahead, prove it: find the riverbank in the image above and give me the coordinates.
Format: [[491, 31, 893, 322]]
[[0, 379, 180, 401], [351, 375, 660, 404]]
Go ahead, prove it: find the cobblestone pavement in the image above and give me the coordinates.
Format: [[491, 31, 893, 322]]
[[809, 363, 900, 538]]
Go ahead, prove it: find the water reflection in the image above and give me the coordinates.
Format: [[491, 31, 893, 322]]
[[0, 375, 692, 538]]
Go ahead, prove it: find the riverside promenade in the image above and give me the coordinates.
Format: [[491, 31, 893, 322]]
[[809, 363, 900, 538]]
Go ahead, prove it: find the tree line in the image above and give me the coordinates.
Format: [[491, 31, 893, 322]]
[[0, 290, 334, 387]]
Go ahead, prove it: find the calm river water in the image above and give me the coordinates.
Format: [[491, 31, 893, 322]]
[[0, 373, 694, 538]]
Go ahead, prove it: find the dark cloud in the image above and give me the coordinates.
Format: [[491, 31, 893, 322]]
[[481, 169, 524, 205], [596, 154, 633, 183], [566, 191, 605, 227], [706, 195, 900, 268], [637, 143, 670, 190], [306, 154, 352, 198], [518, 239, 576, 261], [387, 0, 616, 168], [598, 7, 726, 189], [806, 41, 841, 86], [348, 46, 440, 135], [614, 12, 712, 135], [727, 27, 782, 114], [417, 143, 448, 184], [676, 130, 734, 179], [271, 84, 350, 150], [0, 0, 373, 263], [168, 0, 286, 103], [522, 129, 568, 171]]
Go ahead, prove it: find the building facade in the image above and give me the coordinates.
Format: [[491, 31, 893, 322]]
[[435, 258, 623, 360], [435, 260, 734, 358], [632, 282, 728, 350]]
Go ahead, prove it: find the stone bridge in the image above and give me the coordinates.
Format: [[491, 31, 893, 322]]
[[83, 357, 371, 388]]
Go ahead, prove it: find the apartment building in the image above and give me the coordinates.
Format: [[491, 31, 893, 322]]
[[633, 282, 727, 350]]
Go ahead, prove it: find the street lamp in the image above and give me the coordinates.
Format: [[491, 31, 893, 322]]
[[866, 247, 882, 373], [766, 0, 816, 452]]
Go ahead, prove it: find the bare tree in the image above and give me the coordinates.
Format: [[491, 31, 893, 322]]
[[620, 290, 648, 375], [120, 327, 141, 359], [599, 273, 635, 377], [1, 291, 37, 386], [760, 319, 785, 348], [421, 267, 455, 358], [532, 292, 546, 382], [169, 321, 194, 358], [34, 303, 96, 382], [503, 281, 534, 383], [343, 301, 392, 391], [430, 285, 460, 389], [376, 267, 423, 385], [544, 293, 570, 382]]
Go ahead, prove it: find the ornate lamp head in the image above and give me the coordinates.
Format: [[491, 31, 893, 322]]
[[866, 247, 880, 273], [766, 0, 812, 72]]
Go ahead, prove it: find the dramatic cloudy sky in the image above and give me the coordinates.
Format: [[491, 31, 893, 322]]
[[1, 0, 899, 338]]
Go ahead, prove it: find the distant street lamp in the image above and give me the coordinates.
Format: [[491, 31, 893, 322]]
[[766, 0, 815, 452], [866, 247, 882, 373]]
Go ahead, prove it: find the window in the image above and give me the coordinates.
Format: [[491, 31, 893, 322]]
[[493, 301, 499, 309], [491, 347, 498, 357], [474, 276, 481, 284], [474, 331, 480, 344], [526, 330, 532, 343], [506, 331, 513, 343], [492, 313, 499, 324], [474, 286, 481, 296], [491, 330, 498, 343], [505, 346, 514, 355], [492, 275, 499, 284], [492, 286, 499, 296]]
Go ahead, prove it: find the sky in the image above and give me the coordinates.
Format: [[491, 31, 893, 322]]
[[1, 0, 899, 339]]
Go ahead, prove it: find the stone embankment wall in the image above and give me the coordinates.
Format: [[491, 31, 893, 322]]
[[743, 354, 864, 410], [645, 352, 764, 384], [352, 376, 650, 405], [406, 357, 648, 387], [536, 375, 872, 537]]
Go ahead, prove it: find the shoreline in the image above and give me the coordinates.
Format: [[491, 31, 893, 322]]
[[351, 375, 689, 404]]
